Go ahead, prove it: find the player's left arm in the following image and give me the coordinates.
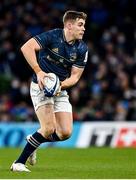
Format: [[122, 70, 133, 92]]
[[61, 48, 88, 90]]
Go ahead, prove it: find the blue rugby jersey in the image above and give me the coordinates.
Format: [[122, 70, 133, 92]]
[[32, 28, 88, 82]]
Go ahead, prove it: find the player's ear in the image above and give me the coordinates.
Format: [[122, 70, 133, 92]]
[[66, 22, 72, 30]]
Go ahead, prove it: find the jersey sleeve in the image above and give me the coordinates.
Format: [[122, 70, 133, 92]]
[[33, 30, 54, 48], [73, 44, 88, 68]]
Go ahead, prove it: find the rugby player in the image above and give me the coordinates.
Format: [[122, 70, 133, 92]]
[[11, 10, 88, 172]]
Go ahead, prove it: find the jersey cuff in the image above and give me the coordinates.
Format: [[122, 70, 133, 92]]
[[72, 64, 85, 68], [33, 37, 43, 48]]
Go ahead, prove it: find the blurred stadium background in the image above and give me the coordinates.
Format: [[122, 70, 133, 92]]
[[0, 0, 136, 178]]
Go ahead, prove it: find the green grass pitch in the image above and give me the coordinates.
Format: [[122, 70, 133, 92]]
[[0, 147, 135, 179]]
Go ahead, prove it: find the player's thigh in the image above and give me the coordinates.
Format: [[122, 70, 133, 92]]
[[30, 81, 56, 130]]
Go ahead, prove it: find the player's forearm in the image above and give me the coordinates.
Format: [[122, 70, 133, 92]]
[[61, 76, 79, 90], [21, 40, 42, 74], [61, 66, 84, 90]]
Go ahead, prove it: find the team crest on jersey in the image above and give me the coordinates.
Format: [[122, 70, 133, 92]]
[[70, 53, 77, 61], [52, 48, 58, 53]]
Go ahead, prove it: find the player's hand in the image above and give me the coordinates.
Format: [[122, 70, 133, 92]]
[[36, 71, 49, 90]]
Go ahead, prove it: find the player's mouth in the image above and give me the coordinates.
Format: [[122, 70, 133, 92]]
[[80, 32, 84, 36]]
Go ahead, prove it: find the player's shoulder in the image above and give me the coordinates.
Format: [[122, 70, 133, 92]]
[[77, 40, 88, 53], [37, 28, 62, 38], [47, 28, 63, 37]]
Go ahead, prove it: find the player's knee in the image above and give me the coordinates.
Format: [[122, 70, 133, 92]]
[[59, 129, 72, 140]]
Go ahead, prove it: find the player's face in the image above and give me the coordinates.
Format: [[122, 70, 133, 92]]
[[71, 18, 85, 40]]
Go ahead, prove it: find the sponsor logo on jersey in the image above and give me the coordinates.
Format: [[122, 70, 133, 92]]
[[47, 55, 53, 61]]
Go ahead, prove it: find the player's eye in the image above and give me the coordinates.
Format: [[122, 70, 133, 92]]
[[78, 23, 83, 27]]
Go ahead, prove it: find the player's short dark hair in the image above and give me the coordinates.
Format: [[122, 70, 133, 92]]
[[63, 10, 87, 24]]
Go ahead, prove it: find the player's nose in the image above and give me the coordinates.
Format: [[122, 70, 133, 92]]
[[82, 26, 85, 31]]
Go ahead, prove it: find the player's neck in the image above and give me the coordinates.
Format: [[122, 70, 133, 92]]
[[63, 29, 75, 44]]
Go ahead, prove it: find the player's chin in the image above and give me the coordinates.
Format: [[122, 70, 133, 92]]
[[78, 35, 83, 40], [77, 36, 83, 40]]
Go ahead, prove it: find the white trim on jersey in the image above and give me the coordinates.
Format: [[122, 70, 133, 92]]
[[84, 51, 88, 63]]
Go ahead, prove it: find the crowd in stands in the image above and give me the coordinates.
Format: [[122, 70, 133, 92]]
[[0, 0, 135, 122]]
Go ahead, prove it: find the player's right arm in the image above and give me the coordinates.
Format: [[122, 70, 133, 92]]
[[21, 38, 49, 90]]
